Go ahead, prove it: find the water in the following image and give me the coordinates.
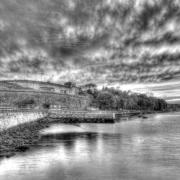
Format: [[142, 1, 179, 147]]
[[1, 112, 180, 180]]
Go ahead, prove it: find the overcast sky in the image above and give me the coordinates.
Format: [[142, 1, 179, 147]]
[[0, 0, 180, 102]]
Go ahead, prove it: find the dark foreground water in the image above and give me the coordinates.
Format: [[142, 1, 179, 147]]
[[1, 112, 180, 180]]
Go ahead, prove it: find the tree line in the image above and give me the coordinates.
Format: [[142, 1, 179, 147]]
[[80, 84, 168, 111]]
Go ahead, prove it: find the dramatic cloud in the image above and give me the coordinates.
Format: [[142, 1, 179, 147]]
[[1, 0, 180, 90], [117, 79, 180, 104]]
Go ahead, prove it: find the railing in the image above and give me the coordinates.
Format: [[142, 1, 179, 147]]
[[48, 109, 142, 119], [0, 107, 48, 113]]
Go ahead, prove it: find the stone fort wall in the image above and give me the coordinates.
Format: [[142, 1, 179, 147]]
[[0, 90, 89, 110]]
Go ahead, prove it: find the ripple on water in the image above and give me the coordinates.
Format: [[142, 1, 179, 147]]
[[0, 112, 180, 180]]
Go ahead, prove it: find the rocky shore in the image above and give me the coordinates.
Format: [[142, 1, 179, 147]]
[[0, 116, 116, 158], [0, 110, 164, 158], [0, 117, 51, 158]]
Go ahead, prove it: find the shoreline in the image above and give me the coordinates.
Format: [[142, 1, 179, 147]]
[[0, 110, 171, 158], [0, 116, 116, 158]]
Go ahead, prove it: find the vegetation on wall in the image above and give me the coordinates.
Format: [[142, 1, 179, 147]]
[[14, 98, 36, 108], [0, 91, 88, 110]]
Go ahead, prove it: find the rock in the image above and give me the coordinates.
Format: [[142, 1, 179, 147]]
[[15, 145, 29, 152], [0, 152, 15, 158]]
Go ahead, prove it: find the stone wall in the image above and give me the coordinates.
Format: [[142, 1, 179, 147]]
[[0, 90, 89, 110]]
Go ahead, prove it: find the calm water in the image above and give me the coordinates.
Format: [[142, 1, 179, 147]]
[[1, 112, 180, 180]]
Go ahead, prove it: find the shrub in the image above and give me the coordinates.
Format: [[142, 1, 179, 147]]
[[14, 99, 35, 108]]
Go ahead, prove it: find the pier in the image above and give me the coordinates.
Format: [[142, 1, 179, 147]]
[[48, 110, 116, 123], [48, 109, 143, 123]]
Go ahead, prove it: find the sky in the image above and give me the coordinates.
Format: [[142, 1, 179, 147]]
[[105, 79, 180, 104], [0, 0, 180, 102]]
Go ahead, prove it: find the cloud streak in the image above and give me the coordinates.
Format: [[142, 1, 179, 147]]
[[0, 0, 180, 95]]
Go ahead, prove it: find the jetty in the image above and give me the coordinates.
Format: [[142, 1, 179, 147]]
[[48, 109, 142, 123], [48, 109, 116, 123]]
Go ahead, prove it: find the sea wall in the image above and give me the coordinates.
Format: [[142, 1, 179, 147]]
[[0, 111, 47, 131]]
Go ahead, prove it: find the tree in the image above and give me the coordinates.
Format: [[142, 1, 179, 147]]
[[96, 92, 115, 110], [83, 84, 168, 111], [14, 98, 35, 108], [64, 82, 76, 88], [84, 83, 97, 88]]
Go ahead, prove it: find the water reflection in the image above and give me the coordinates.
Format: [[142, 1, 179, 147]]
[[0, 113, 180, 180]]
